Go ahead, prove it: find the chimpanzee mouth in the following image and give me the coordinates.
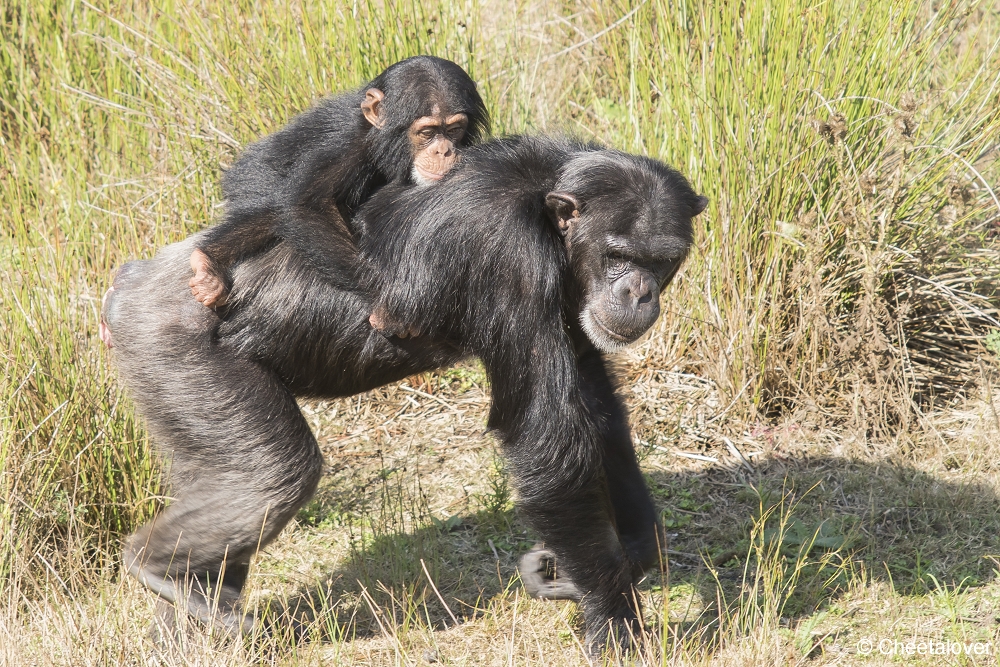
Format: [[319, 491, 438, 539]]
[[581, 308, 636, 352], [594, 317, 631, 341], [414, 165, 446, 181]]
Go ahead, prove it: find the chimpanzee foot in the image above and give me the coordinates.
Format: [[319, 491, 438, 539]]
[[147, 597, 261, 662], [126, 553, 255, 642], [584, 611, 643, 664], [518, 545, 583, 601], [147, 598, 191, 656], [520, 546, 644, 660]]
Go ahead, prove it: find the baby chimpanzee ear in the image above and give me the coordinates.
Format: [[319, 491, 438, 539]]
[[545, 191, 581, 236], [361, 89, 387, 129]]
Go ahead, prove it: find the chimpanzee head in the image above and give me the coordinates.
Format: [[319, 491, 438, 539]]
[[547, 151, 707, 353], [362, 56, 490, 186]]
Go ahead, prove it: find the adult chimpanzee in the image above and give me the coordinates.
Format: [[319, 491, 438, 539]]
[[360, 137, 705, 651], [186, 55, 488, 309], [102, 136, 706, 656]]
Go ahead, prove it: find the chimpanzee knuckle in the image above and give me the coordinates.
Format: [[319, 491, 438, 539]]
[[208, 288, 228, 308], [519, 547, 585, 601]]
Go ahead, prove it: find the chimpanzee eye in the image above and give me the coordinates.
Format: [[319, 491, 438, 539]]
[[605, 252, 630, 276], [420, 128, 437, 139]]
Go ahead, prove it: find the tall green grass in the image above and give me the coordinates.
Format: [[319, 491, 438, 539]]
[[588, 0, 1000, 433], [1, 0, 999, 660]]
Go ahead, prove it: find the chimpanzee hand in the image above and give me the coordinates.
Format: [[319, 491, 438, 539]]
[[518, 546, 583, 600]]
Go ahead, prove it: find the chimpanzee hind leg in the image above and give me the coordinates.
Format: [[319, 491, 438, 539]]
[[104, 237, 323, 638], [519, 350, 662, 600], [121, 348, 322, 637]]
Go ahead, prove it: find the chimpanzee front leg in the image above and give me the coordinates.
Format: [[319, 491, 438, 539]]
[[511, 446, 641, 655], [519, 351, 663, 597], [581, 350, 663, 572], [491, 364, 645, 655]]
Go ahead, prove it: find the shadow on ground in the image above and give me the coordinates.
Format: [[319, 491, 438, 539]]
[[263, 455, 1000, 644]]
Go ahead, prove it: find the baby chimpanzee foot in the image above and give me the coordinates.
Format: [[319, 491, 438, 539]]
[[369, 305, 420, 339]]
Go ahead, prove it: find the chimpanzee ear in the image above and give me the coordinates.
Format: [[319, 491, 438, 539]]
[[692, 195, 709, 216], [545, 191, 581, 236], [361, 89, 386, 129]]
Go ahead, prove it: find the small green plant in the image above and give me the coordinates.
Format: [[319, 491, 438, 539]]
[[297, 496, 348, 529], [653, 480, 711, 530], [986, 329, 1000, 357], [436, 363, 487, 393], [477, 456, 512, 517], [429, 514, 463, 533], [791, 610, 829, 658], [763, 517, 854, 554]]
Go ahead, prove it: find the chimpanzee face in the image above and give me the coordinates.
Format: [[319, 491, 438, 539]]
[[405, 106, 469, 185], [547, 153, 707, 353], [578, 230, 689, 352]]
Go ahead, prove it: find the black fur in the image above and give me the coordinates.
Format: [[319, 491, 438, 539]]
[[103, 135, 705, 656], [198, 55, 489, 290], [358, 136, 704, 650]]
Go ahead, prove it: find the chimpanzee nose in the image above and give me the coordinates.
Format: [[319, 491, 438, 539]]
[[609, 272, 661, 338], [627, 273, 654, 307]]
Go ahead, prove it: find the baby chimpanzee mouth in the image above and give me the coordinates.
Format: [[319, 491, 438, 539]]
[[415, 165, 446, 181]]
